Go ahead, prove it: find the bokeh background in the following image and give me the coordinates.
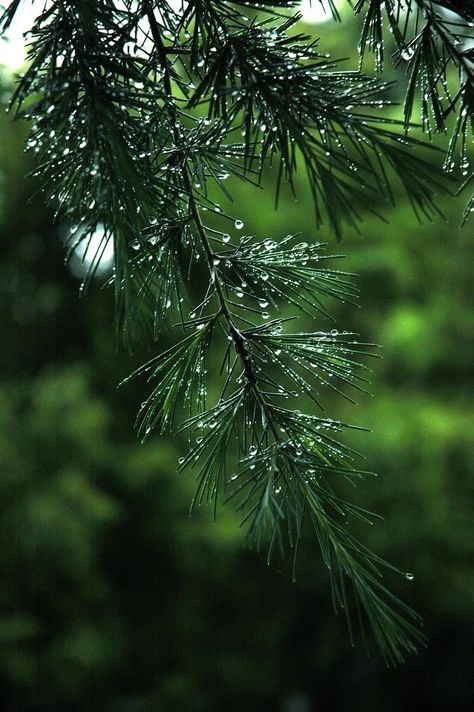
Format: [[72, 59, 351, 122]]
[[1, 6, 473, 711]]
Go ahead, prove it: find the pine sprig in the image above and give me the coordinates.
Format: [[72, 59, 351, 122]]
[[124, 319, 215, 438], [3, 0, 465, 662], [187, 13, 447, 234], [244, 326, 376, 404], [352, 0, 474, 215], [228, 435, 425, 664]]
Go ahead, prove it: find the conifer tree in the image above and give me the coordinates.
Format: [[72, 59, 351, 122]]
[[2, 0, 472, 664]]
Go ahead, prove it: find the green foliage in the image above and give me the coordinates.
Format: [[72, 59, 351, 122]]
[[352, 0, 474, 218], [1, 0, 472, 664]]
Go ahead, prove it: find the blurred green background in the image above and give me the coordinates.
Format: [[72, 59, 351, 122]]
[[1, 10, 474, 712]]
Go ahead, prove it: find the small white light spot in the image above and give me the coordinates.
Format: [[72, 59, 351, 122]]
[[69, 223, 114, 279]]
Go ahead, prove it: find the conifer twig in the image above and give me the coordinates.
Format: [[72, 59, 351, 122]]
[[4, 0, 469, 662]]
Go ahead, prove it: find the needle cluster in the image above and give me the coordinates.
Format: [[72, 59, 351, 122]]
[[354, 0, 474, 219]]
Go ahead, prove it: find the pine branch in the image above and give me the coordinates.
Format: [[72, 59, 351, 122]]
[[353, 0, 474, 214], [5, 0, 467, 662], [122, 4, 425, 662], [186, 11, 448, 235]]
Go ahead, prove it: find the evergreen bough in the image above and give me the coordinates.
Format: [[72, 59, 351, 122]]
[[2, 0, 472, 664]]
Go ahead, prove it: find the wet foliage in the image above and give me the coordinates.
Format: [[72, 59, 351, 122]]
[[1, 0, 473, 663]]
